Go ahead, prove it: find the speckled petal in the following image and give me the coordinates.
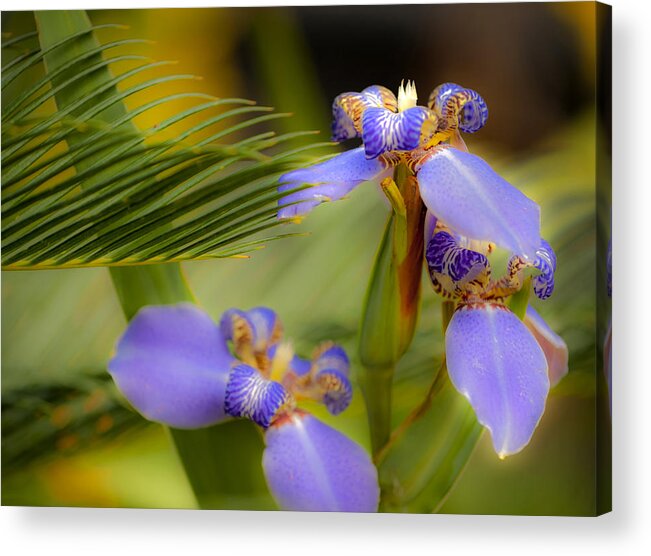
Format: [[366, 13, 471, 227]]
[[445, 304, 550, 457], [108, 303, 234, 429], [361, 106, 429, 159], [263, 412, 379, 512], [224, 365, 294, 428], [278, 148, 390, 219], [416, 147, 541, 259], [524, 306, 568, 387]]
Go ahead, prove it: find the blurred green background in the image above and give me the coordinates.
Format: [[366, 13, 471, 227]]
[[2, 3, 608, 514]]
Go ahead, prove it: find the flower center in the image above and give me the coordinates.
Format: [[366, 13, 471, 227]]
[[397, 79, 418, 112]]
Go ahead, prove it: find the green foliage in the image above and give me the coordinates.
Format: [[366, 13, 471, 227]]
[[1, 16, 327, 270]]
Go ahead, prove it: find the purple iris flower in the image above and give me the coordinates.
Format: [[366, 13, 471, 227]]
[[277, 81, 542, 261], [108, 303, 379, 512], [425, 227, 568, 457]]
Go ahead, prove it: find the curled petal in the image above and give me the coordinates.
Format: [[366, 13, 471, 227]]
[[446, 304, 550, 457], [220, 307, 282, 353], [493, 239, 557, 301], [428, 82, 488, 133], [313, 343, 350, 377], [331, 85, 397, 141], [278, 148, 390, 219], [108, 304, 234, 429], [224, 365, 294, 428], [316, 369, 353, 415], [416, 147, 541, 259], [426, 230, 490, 287], [263, 412, 379, 512], [531, 240, 556, 300], [361, 106, 430, 159], [524, 306, 568, 387]]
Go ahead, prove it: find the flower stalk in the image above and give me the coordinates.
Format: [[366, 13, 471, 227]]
[[359, 163, 425, 456]]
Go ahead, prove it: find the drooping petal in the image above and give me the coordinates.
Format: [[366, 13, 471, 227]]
[[315, 369, 353, 415], [224, 365, 294, 428], [263, 412, 379, 512], [445, 303, 549, 457], [428, 82, 488, 133], [108, 304, 234, 429], [361, 106, 430, 159], [331, 85, 397, 141], [278, 148, 390, 219], [524, 306, 568, 387], [416, 147, 541, 259]]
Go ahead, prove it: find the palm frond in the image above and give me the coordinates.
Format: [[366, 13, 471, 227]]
[[1, 13, 327, 270], [1, 373, 145, 472]]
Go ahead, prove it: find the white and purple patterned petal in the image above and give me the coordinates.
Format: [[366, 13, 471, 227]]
[[361, 106, 429, 159], [263, 412, 379, 512], [278, 147, 390, 219], [445, 304, 550, 457], [524, 306, 568, 387], [108, 304, 234, 429], [531, 240, 556, 300], [416, 147, 541, 260], [331, 85, 397, 142], [426, 230, 489, 285], [224, 365, 294, 428]]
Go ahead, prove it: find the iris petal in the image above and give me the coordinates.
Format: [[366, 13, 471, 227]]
[[331, 85, 397, 141], [108, 304, 234, 429], [313, 343, 350, 377], [445, 304, 549, 457], [416, 147, 541, 259], [361, 106, 429, 159], [224, 365, 294, 428], [263, 412, 379, 512], [428, 82, 489, 133], [524, 306, 568, 387], [278, 148, 390, 219], [220, 306, 282, 353], [316, 369, 353, 415], [426, 230, 489, 286]]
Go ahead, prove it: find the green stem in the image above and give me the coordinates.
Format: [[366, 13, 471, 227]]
[[358, 164, 425, 458], [360, 366, 394, 458]]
